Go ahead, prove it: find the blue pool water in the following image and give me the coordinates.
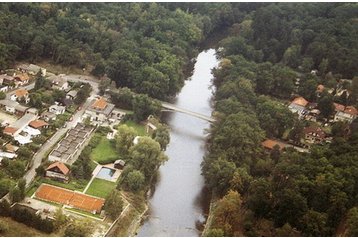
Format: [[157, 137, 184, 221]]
[[96, 167, 115, 180]]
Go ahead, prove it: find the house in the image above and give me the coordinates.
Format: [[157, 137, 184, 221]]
[[3, 127, 18, 136], [334, 105, 358, 123], [49, 75, 69, 91], [0, 74, 15, 88], [14, 73, 30, 86], [29, 120, 49, 130], [49, 104, 66, 115], [83, 97, 115, 124], [41, 111, 57, 122], [261, 139, 287, 151], [303, 126, 326, 144], [59, 98, 73, 107], [5, 143, 19, 153], [0, 151, 17, 160], [66, 90, 77, 100], [5, 113, 38, 138], [10, 89, 29, 104], [45, 162, 70, 181], [0, 85, 8, 93], [19, 64, 46, 76], [288, 96, 309, 119], [0, 99, 28, 116], [114, 159, 125, 169]]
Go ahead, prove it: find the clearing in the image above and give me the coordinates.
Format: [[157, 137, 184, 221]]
[[90, 136, 118, 164], [85, 178, 116, 199]]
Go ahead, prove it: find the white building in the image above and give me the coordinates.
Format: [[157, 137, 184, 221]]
[[83, 97, 115, 124], [49, 104, 66, 115], [288, 96, 309, 119]]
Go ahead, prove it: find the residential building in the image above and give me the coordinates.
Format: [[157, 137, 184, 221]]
[[114, 159, 126, 169], [66, 90, 77, 100], [261, 139, 287, 151], [49, 104, 66, 115], [49, 75, 69, 91], [0, 99, 28, 116], [4, 113, 38, 137], [41, 111, 57, 122], [48, 123, 94, 163], [19, 64, 46, 76], [14, 73, 29, 86], [0, 85, 8, 93], [10, 89, 29, 104], [303, 126, 326, 144], [288, 96, 309, 119], [83, 97, 115, 124], [0, 74, 15, 88], [5, 143, 19, 153], [29, 120, 49, 130], [334, 105, 358, 124], [45, 162, 70, 181]]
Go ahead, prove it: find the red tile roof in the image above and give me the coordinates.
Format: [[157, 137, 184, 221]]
[[92, 97, 107, 110], [344, 106, 358, 116], [3, 127, 18, 135], [29, 120, 49, 129], [5, 143, 18, 153], [316, 84, 325, 93], [15, 73, 29, 82], [303, 126, 326, 139], [261, 139, 286, 150], [334, 103, 345, 112], [14, 89, 28, 97], [291, 97, 309, 107], [46, 161, 70, 175]]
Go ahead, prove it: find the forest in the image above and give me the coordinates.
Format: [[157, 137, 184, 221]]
[[200, 2, 358, 237], [0, 2, 357, 237]]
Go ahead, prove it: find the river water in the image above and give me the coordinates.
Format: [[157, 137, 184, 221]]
[[137, 49, 218, 237]]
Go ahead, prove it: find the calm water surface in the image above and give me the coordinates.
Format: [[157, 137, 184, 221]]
[[137, 49, 218, 237]]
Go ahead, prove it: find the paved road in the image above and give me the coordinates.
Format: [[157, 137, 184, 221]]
[[23, 74, 99, 186]]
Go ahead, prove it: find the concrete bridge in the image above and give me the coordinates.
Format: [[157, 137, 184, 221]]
[[161, 102, 216, 123]]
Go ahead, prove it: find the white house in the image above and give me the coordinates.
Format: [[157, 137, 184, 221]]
[[288, 96, 309, 119], [49, 104, 66, 115], [49, 75, 69, 91], [83, 97, 115, 124], [10, 89, 30, 104], [0, 99, 28, 116], [334, 106, 358, 123]]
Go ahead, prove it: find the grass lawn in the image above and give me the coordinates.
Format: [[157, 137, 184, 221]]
[[122, 120, 147, 136], [90, 136, 118, 164], [64, 207, 103, 219], [41, 178, 90, 192], [85, 178, 116, 198]]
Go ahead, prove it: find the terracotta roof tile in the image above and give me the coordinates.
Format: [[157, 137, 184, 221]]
[[46, 161, 70, 175], [291, 97, 309, 107], [3, 127, 18, 135], [92, 97, 107, 110], [334, 103, 345, 112], [344, 106, 358, 116], [261, 139, 286, 150], [29, 120, 49, 129], [15, 73, 29, 82], [14, 89, 28, 97]]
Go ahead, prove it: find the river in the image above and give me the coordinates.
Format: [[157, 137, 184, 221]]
[[137, 49, 218, 237]]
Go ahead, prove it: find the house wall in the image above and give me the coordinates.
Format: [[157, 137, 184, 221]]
[[46, 171, 68, 181]]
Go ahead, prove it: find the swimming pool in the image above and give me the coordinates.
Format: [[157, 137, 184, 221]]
[[96, 167, 116, 180]]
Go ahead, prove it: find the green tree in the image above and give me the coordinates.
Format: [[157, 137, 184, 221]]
[[346, 207, 358, 236], [64, 220, 93, 237], [132, 94, 161, 122], [317, 92, 334, 119], [0, 92, 5, 100], [104, 190, 124, 220], [115, 124, 136, 157], [152, 125, 170, 150], [123, 170, 145, 192]]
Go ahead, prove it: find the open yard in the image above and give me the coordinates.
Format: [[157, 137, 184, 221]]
[[0, 111, 18, 125], [85, 178, 116, 199], [90, 136, 118, 164], [122, 120, 147, 136]]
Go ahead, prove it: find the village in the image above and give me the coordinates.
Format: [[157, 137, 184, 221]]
[[0, 63, 161, 236], [261, 70, 358, 154]]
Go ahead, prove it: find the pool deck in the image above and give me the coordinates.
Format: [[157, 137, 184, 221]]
[[92, 164, 121, 183]]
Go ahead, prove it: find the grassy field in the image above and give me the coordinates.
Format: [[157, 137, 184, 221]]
[[122, 120, 147, 136], [90, 136, 118, 164], [0, 217, 53, 237], [85, 178, 116, 198], [40, 178, 90, 192]]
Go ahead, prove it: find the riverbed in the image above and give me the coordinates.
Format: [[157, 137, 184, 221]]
[[137, 49, 218, 237]]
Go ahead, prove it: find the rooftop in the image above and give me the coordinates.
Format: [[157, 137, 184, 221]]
[[29, 120, 48, 129], [0, 99, 28, 112], [14, 73, 29, 82], [14, 89, 29, 97], [291, 97, 309, 107], [92, 97, 107, 110], [303, 126, 326, 139], [46, 161, 70, 175]]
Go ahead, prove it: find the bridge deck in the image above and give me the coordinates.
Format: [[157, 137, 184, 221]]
[[161, 102, 215, 122]]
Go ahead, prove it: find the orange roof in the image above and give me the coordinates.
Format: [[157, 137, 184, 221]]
[[15, 89, 28, 97], [344, 106, 358, 116], [3, 127, 18, 135], [334, 103, 345, 112], [5, 143, 18, 153], [15, 73, 29, 82], [92, 97, 107, 110], [291, 97, 309, 107], [261, 139, 286, 150], [46, 161, 70, 175], [29, 120, 49, 129]]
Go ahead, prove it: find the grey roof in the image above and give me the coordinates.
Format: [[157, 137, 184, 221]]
[[28, 64, 44, 73], [41, 111, 56, 118], [0, 74, 14, 81], [48, 75, 67, 87], [67, 90, 77, 98], [0, 99, 28, 112]]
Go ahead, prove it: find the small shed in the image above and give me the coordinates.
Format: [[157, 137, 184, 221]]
[[114, 159, 125, 169]]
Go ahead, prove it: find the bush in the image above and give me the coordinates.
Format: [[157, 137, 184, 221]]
[[0, 220, 9, 234]]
